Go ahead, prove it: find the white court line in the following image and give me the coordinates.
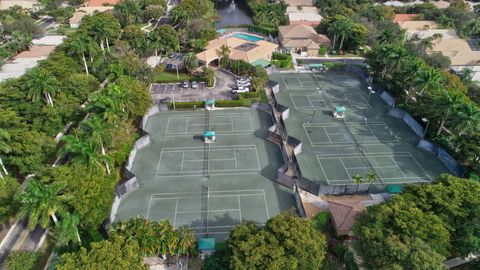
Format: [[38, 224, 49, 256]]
[[185, 118, 189, 133], [297, 77, 303, 87], [155, 172, 259, 178], [151, 189, 265, 196], [316, 153, 412, 159], [161, 145, 257, 150], [408, 153, 432, 180], [304, 122, 387, 127], [323, 127, 333, 143], [303, 125, 316, 147], [189, 122, 233, 126], [146, 195, 155, 219], [159, 168, 260, 174], [326, 176, 430, 183], [248, 112, 254, 132], [237, 196, 242, 222], [165, 132, 253, 137], [305, 95, 315, 107], [233, 149, 237, 170], [155, 150, 164, 177], [317, 158, 329, 183], [180, 152, 185, 172], [339, 158, 352, 181], [176, 209, 240, 214], [390, 158, 407, 179], [164, 117, 171, 137], [183, 159, 235, 162], [173, 198, 179, 226], [262, 189, 270, 219], [255, 145, 262, 171]]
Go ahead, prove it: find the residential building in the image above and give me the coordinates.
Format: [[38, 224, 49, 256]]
[[69, 6, 115, 28], [286, 6, 323, 27], [278, 24, 331, 57], [0, 0, 38, 10], [196, 34, 278, 66], [0, 45, 56, 81]]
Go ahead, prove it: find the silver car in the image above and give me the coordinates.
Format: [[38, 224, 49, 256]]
[[191, 81, 198, 89]]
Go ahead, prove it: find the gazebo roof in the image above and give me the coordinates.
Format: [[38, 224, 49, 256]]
[[203, 131, 216, 137]]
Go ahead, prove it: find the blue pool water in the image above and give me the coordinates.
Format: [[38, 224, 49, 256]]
[[232, 33, 264, 42]]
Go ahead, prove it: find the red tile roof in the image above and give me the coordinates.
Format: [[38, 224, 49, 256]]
[[393, 14, 419, 23]]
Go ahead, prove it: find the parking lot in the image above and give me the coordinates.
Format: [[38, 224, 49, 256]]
[[150, 82, 234, 102]]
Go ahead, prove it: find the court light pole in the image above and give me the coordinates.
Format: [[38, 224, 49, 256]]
[[422, 117, 429, 139]]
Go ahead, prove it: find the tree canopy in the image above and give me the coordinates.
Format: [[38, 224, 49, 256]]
[[354, 174, 480, 269], [226, 211, 326, 269]]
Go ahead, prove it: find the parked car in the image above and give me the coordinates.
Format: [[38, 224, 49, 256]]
[[191, 81, 198, 89], [159, 97, 171, 103], [166, 64, 174, 70], [168, 52, 177, 58], [232, 87, 249, 94], [237, 81, 251, 87], [182, 81, 190, 88]]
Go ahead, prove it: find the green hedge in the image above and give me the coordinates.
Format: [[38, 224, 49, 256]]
[[272, 52, 289, 60], [313, 212, 330, 230], [216, 99, 252, 107], [168, 101, 204, 109]]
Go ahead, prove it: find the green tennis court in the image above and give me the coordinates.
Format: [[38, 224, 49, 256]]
[[164, 113, 253, 136], [269, 70, 450, 186], [114, 109, 295, 240]]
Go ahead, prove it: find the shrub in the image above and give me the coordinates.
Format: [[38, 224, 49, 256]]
[[5, 251, 39, 270], [345, 251, 359, 270], [313, 212, 330, 230], [319, 45, 328, 55], [168, 101, 204, 109], [204, 67, 215, 87], [332, 243, 346, 257], [216, 99, 251, 107], [272, 52, 289, 60]]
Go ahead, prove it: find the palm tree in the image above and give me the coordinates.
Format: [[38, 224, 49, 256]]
[[337, 18, 353, 53], [419, 37, 434, 51], [407, 67, 442, 101], [432, 89, 465, 135], [59, 132, 111, 174], [17, 181, 66, 230], [366, 171, 379, 183], [24, 68, 59, 106], [183, 52, 198, 75], [67, 34, 93, 75], [451, 102, 480, 135], [0, 128, 11, 179], [9, 31, 32, 53], [82, 116, 113, 174], [328, 20, 342, 52], [219, 45, 230, 67], [55, 211, 81, 246], [353, 174, 363, 193], [88, 14, 120, 54]]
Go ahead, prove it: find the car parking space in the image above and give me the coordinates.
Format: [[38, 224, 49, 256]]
[[150, 81, 234, 102]]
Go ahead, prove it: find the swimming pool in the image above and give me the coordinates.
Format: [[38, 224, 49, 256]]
[[232, 33, 264, 42]]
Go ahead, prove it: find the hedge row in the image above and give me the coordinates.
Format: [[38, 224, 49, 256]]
[[167, 99, 252, 109]]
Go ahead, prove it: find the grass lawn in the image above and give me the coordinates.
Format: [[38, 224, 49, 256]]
[[153, 71, 192, 83]]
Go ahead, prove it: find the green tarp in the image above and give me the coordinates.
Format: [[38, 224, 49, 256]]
[[199, 238, 215, 250], [386, 185, 403, 194], [205, 99, 215, 105]]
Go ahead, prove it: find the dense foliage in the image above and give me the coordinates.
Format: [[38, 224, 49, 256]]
[[354, 174, 480, 269], [56, 235, 147, 270], [110, 217, 196, 257], [5, 251, 40, 270], [216, 211, 327, 269]]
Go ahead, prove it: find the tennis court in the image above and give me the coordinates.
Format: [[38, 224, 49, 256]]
[[164, 113, 253, 136], [270, 70, 449, 187], [114, 109, 295, 240]]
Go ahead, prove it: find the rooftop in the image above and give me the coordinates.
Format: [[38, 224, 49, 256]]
[[283, 0, 314, 7], [393, 14, 419, 23], [398, 20, 438, 31], [235, 43, 259, 52], [32, 36, 65, 46], [15, 45, 56, 59]]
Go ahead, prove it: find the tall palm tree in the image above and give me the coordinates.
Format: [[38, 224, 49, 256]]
[[67, 34, 93, 75], [0, 128, 11, 179], [432, 89, 465, 135], [24, 68, 59, 106], [82, 116, 113, 174], [55, 211, 81, 246], [407, 67, 442, 102], [59, 132, 111, 174], [88, 14, 120, 54], [17, 181, 66, 229], [337, 18, 353, 53], [451, 102, 480, 135], [183, 52, 198, 75], [328, 20, 342, 52]]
